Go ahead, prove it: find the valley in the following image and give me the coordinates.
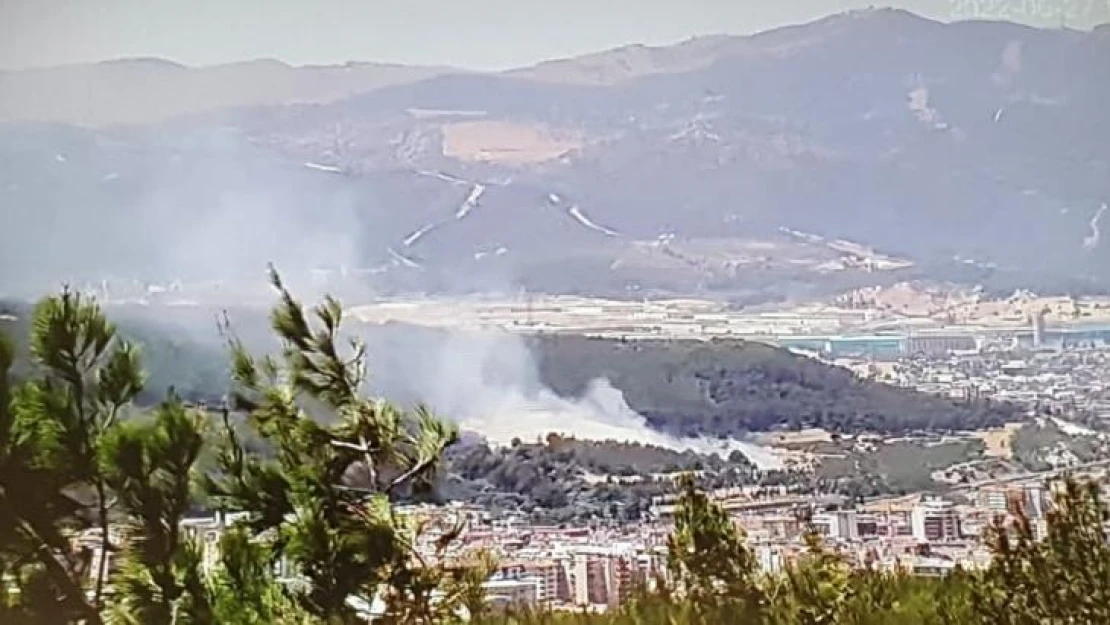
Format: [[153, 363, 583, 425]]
[[3, 9, 1108, 301]]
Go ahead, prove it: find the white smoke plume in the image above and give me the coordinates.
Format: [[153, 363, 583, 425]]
[[0, 125, 372, 299], [361, 325, 782, 469]]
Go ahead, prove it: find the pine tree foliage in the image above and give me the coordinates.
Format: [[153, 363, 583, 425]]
[[101, 397, 212, 625], [1, 289, 147, 624], [206, 527, 311, 625], [205, 267, 461, 623], [766, 531, 854, 624], [968, 478, 1110, 625], [377, 520, 495, 624], [666, 472, 765, 621], [1, 326, 85, 624]]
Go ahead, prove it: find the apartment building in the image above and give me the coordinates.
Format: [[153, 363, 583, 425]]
[[811, 509, 859, 542], [911, 498, 961, 542], [562, 547, 640, 609]]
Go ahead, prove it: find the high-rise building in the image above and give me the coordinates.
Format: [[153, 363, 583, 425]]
[[519, 560, 567, 604], [978, 487, 1010, 516], [911, 498, 961, 542], [1025, 486, 1049, 519], [756, 545, 785, 574], [483, 578, 540, 611], [562, 547, 640, 608], [811, 509, 859, 541]]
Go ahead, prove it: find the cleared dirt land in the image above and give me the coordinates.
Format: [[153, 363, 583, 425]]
[[441, 120, 582, 165]]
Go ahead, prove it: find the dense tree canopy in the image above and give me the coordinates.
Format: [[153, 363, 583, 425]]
[[534, 335, 1021, 437], [444, 436, 763, 522]]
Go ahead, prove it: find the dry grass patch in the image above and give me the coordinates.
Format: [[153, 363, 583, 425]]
[[441, 120, 582, 165]]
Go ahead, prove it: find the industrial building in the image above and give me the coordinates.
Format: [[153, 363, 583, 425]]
[[775, 332, 978, 361]]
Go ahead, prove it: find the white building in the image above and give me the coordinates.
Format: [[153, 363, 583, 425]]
[[755, 545, 785, 574], [483, 578, 540, 611], [911, 498, 961, 542], [811, 510, 859, 542]]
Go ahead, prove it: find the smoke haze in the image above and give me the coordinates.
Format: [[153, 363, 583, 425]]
[[0, 126, 369, 296], [362, 325, 782, 469]]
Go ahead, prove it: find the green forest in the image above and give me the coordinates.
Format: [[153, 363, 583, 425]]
[[443, 434, 761, 522], [531, 334, 1020, 437], [4, 274, 1110, 624]]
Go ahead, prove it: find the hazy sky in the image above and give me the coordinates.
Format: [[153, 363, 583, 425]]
[[2, 0, 1107, 71]]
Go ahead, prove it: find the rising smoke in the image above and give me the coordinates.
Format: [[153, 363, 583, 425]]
[[1, 123, 780, 469], [361, 324, 782, 469], [0, 125, 370, 296]]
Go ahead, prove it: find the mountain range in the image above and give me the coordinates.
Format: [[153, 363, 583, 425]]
[[2, 9, 1108, 300]]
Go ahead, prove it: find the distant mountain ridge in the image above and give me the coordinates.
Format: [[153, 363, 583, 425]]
[[0, 58, 462, 126], [504, 8, 947, 84], [0, 9, 982, 126], [2, 9, 1108, 299]]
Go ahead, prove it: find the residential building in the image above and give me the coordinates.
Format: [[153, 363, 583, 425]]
[[911, 498, 961, 542]]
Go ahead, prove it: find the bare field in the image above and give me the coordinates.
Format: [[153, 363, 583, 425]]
[[441, 120, 582, 165], [969, 423, 1025, 460], [838, 282, 1110, 328], [759, 429, 834, 446]]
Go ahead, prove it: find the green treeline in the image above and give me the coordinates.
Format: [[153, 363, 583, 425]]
[[3, 275, 1110, 624]]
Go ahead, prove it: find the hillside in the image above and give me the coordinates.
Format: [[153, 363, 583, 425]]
[[0, 300, 228, 405], [2, 10, 1108, 300], [2, 300, 1028, 514], [440, 435, 755, 521], [530, 334, 1020, 437], [0, 303, 1022, 438], [0, 58, 457, 126]]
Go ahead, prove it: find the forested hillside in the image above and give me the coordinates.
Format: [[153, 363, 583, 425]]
[[532, 334, 1020, 436], [0, 299, 228, 404], [1, 301, 1023, 438], [443, 435, 763, 522]]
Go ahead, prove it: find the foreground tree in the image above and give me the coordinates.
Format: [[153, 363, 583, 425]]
[[27, 291, 145, 611], [0, 290, 148, 624], [765, 531, 853, 624], [100, 397, 212, 625], [0, 329, 85, 624], [666, 473, 765, 622], [969, 478, 1110, 625], [205, 526, 311, 624], [206, 268, 461, 623]]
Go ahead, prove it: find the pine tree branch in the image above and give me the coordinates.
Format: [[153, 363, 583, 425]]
[[0, 502, 101, 624], [385, 458, 437, 495]]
